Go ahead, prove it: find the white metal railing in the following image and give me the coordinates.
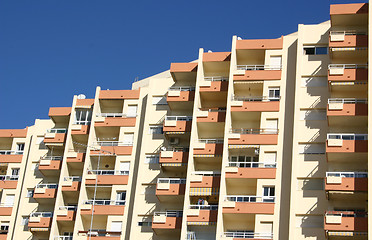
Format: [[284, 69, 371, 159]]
[[95, 141, 132, 146], [192, 171, 221, 176], [0, 175, 19, 181], [327, 133, 368, 140], [204, 76, 228, 81], [228, 161, 276, 168], [41, 156, 63, 161], [63, 176, 81, 182], [35, 183, 58, 189], [0, 150, 23, 155], [162, 147, 189, 152], [198, 108, 226, 112], [233, 95, 280, 102], [225, 195, 275, 203], [154, 211, 183, 217], [54, 236, 73, 240], [165, 116, 193, 121], [330, 30, 367, 36], [74, 120, 91, 125], [230, 128, 279, 134], [58, 206, 77, 211], [326, 211, 367, 217], [328, 64, 368, 69], [198, 139, 224, 144], [30, 212, 53, 218], [169, 86, 195, 91], [87, 170, 129, 175], [83, 200, 126, 205], [224, 232, 273, 239], [47, 128, 67, 134], [0, 203, 14, 207], [237, 65, 282, 70], [96, 113, 135, 118], [86, 230, 121, 237], [328, 98, 367, 104], [157, 178, 186, 184], [326, 172, 368, 178], [189, 205, 218, 210]]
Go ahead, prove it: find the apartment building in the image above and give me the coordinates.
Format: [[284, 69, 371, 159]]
[[0, 2, 369, 240]]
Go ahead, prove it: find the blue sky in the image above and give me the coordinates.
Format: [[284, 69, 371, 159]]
[[0, 0, 366, 129]]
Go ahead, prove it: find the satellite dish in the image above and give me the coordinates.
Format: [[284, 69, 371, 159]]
[[208, 50, 213, 53], [237, 37, 242, 40], [77, 94, 86, 99]]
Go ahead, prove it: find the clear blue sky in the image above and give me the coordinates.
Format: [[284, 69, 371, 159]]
[[0, 0, 366, 129]]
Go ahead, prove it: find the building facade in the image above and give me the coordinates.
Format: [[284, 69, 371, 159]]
[[0, 2, 370, 240]]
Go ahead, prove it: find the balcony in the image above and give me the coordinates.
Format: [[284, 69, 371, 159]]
[[231, 96, 280, 112], [203, 52, 231, 62], [90, 141, 133, 156], [0, 151, 23, 163], [328, 64, 368, 82], [79, 230, 121, 239], [0, 129, 27, 138], [61, 176, 81, 191], [223, 232, 273, 239], [236, 37, 283, 50], [56, 206, 77, 221], [0, 233, 7, 240], [199, 77, 228, 92], [234, 65, 282, 81], [330, 3, 368, 26], [329, 31, 368, 48], [196, 109, 226, 123], [228, 129, 278, 145], [170, 62, 198, 83], [222, 196, 275, 214], [325, 172, 367, 192], [44, 128, 67, 145], [28, 212, 52, 229], [0, 175, 18, 189], [85, 170, 129, 185], [33, 184, 58, 200], [225, 160, 276, 179], [327, 98, 367, 117], [70, 124, 90, 135], [48, 107, 71, 123], [99, 89, 140, 100], [38, 156, 62, 171], [159, 148, 188, 164], [156, 178, 186, 197], [187, 205, 218, 223], [326, 134, 368, 153], [0, 204, 13, 216], [95, 113, 136, 127], [163, 116, 192, 134], [152, 211, 183, 229], [324, 211, 367, 232], [80, 200, 125, 216], [193, 139, 224, 156], [66, 151, 85, 163], [190, 172, 220, 188], [167, 87, 195, 103]]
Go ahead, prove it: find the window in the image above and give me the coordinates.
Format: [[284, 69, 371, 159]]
[[123, 133, 134, 145], [21, 217, 29, 226], [75, 109, 92, 125], [16, 143, 25, 152], [152, 96, 167, 105], [0, 224, 9, 232], [111, 221, 122, 232], [145, 155, 159, 164], [26, 189, 34, 198], [263, 187, 275, 202], [116, 192, 126, 205], [304, 46, 328, 55], [149, 125, 163, 135], [268, 88, 280, 100], [127, 105, 138, 117], [11, 168, 19, 176]]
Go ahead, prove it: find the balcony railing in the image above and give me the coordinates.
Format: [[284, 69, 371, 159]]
[[204, 76, 228, 81], [87, 170, 129, 176], [224, 232, 273, 239], [30, 212, 53, 218], [35, 183, 58, 189], [330, 30, 367, 36], [230, 128, 279, 134], [198, 108, 226, 112], [328, 98, 367, 104], [233, 96, 280, 102], [41, 156, 63, 160], [237, 65, 282, 70], [228, 161, 276, 168], [0, 175, 19, 181], [73, 120, 91, 125], [0, 150, 23, 155], [328, 64, 368, 70], [58, 206, 77, 211], [225, 195, 275, 203], [85, 230, 121, 237], [83, 200, 125, 206], [54, 236, 73, 240], [326, 172, 368, 178], [63, 176, 81, 182], [96, 113, 136, 118], [154, 211, 183, 217], [192, 171, 221, 177], [162, 147, 189, 152], [189, 205, 218, 210], [95, 141, 132, 146], [157, 178, 186, 184], [0, 203, 14, 207], [165, 116, 193, 121], [326, 210, 367, 217], [47, 128, 67, 134], [169, 86, 195, 91], [198, 139, 224, 144], [327, 133, 368, 140]]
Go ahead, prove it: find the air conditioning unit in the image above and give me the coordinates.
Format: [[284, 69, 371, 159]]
[[169, 137, 180, 145], [255, 148, 260, 155]]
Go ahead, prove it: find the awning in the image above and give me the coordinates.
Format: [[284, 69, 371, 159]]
[[331, 47, 368, 51], [0, 163, 8, 167], [29, 228, 49, 232], [189, 188, 219, 196], [161, 163, 187, 167], [330, 81, 367, 86], [228, 145, 259, 149], [165, 131, 186, 135], [193, 154, 222, 158], [327, 231, 367, 236], [187, 221, 217, 226]]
